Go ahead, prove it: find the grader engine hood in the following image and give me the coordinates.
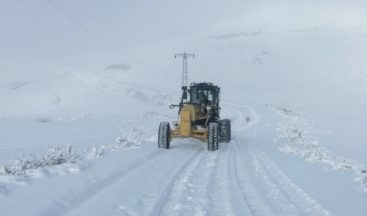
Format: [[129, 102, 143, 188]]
[[179, 105, 195, 137]]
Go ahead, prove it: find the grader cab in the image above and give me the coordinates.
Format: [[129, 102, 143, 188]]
[[158, 82, 231, 151]]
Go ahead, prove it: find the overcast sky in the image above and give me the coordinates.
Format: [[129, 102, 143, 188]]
[[0, 0, 366, 63]]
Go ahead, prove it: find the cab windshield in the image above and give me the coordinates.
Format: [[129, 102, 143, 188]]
[[190, 89, 214, 104]]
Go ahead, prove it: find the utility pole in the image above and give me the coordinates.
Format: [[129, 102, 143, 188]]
[[175, 52, 195, 91]]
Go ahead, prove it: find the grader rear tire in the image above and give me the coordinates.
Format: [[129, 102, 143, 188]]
[[208, 122, 219, 151], [158, 122, 170, 149], [219, 119, 231, 143]]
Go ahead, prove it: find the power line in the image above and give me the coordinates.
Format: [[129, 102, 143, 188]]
[[45, 0, 163, 70], [46, 0, 119, 52]]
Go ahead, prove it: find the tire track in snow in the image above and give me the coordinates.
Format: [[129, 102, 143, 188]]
[[251, 145, 332, 216], [225, 141, 256, 216], [241, 130, 304, 215], [184, 149, 219, 216], [210, 142, 237, 216], [205, 146, 222, 216], [230, 139, 274, 216], [241, 121, 304, 215], [222, 104, 273, 215], [155, 147, 215, 216], [159, 152, 208, 216], [247, 123, 307, 215], [229, 102, 332, 216], [144, 147, 203, 216], [39, 149, 166, 216], [237, 134, 303, 215]]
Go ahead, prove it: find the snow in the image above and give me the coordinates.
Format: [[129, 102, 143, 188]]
[[1, 0, 367, 215], [274, 105, 367, 193]]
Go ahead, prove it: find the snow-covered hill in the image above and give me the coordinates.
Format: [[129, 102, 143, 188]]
[[1, 1, 367, 215]]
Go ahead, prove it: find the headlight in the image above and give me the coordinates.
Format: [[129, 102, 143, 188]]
[[206, 106, 211, 111]]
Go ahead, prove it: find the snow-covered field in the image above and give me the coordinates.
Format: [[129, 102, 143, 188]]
[[1, 0, 367, 215]]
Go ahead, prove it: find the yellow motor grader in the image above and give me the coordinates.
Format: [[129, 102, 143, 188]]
[[158, 82, 231, 151]]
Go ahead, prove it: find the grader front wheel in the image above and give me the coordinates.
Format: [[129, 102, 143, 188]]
[[158, 122, 170, 149]]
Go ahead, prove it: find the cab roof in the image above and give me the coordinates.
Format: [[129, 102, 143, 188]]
[[189, 82, 220, 92]]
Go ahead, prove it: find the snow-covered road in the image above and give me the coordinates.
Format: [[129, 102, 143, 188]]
[[2, 1, 367, 215], [1, 104, 330, 216]]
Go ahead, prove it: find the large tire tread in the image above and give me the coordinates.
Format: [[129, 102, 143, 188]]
[[158, 122, 170, 149], [208, 122, 219, 151]]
